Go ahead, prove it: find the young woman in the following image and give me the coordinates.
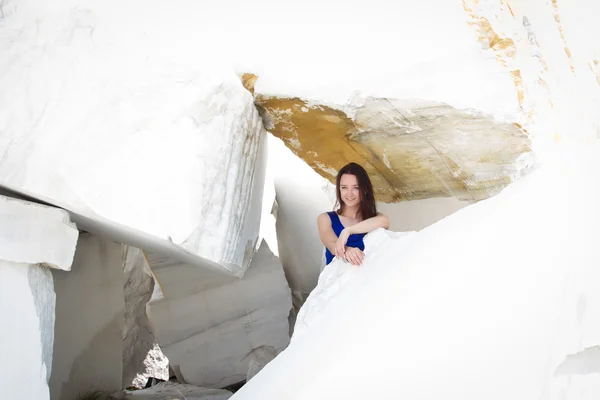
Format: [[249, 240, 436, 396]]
[[317, 162, 390, 267]]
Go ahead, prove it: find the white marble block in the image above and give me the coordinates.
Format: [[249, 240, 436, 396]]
[[0, 195, 78, 271], [50, 234, 125, 400], [0, 1, 267, 273], [0, 196, 77, 400], [149, 241, 292, 388]]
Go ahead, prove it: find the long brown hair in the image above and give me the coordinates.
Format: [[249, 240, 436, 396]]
[[334, 162, 377, 220]]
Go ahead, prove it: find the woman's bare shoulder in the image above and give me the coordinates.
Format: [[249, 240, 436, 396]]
[[317, 212, 333, 224]]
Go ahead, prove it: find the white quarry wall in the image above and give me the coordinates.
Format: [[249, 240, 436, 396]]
[[149, 241, 292, 388], [232, 143, 600, 400], [0, 0, 267, 274], [2, 1, 598, 399], [50, 233, 125, 400], [0, 195, 78, 400]]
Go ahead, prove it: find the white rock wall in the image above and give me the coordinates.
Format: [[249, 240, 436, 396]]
[[50, 233, 125, 400], [149, 241, 292, 388], [0, 195, 78, 400]]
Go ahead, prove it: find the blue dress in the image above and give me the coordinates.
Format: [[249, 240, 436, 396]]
[[325, 211, 366, 266]]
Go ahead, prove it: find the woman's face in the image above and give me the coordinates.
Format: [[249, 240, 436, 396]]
[[340, 173, 360, 208]]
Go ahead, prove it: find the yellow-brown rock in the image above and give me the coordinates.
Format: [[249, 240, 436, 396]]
[[255, 94, 533, 202], [241, 73, 259, 95]]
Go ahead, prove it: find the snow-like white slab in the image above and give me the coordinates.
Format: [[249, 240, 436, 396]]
[[0, 194, 78, 271], [232, 142, 600, 400], [291, 229, 416, 341]]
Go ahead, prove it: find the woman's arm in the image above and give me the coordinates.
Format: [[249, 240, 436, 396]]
[[318, 213, 364, 265], [345, 213, 390, 235], [317, 213, 339, 256], [335, 213, 389, 257]]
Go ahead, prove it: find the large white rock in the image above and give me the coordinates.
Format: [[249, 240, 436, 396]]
[[50, 233, 125, 400], [0, 195, 78, 270], [148, 241, 292, 388], [0, 0, 267, 274], [0, 196, 77, 400], [232, 142, 600, 400]]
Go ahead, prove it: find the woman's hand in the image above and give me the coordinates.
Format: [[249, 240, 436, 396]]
[[335, 228, 350, 258], [344, 247, 364, 266]]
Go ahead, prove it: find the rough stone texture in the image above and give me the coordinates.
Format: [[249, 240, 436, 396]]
[[241, 73, 258, 96], [115, 382, 232, 400], [50, 233, 125, 400], [256, 95, 534, 203], [244, 345, 277, 382], [0, 262, 56, 400], [130, 344, 170, 390], [0, 194, 78, 270], [149, 241, 292, 388], [123, 246, 169, 389]]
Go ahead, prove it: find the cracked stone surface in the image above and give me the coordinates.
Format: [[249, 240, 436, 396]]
[[255, 94, 534, 202]]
